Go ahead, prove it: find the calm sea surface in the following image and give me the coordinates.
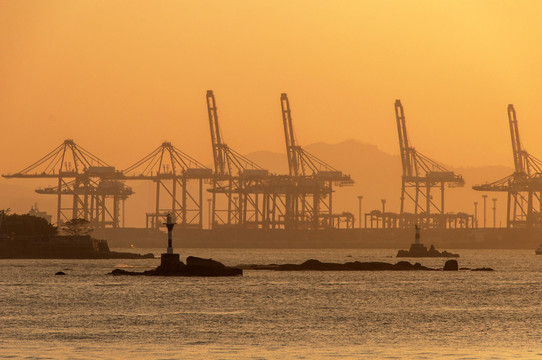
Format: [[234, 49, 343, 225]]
[[1, 248, 542, 359]]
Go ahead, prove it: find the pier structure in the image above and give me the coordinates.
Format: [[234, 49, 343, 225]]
[[365, 100, 473, 229], [473, 105, 542, 228]]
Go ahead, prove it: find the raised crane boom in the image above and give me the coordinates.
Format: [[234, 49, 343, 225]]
[[395, 100, 413, 177], [280, 93, 299, 177], [280, 93, 353, 184], [474, 104, 542, 228], [206, 90, 226, 175], [507, 104, 542, 177], [392, 100, 466, 229], [395, 100, 464, 182], [508, 104, 524, 174], [205, 90, 268, 228], [206, 90, 263, 176]]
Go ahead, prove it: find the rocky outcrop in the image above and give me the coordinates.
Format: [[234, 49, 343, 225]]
[[239, 258, 493, 272], [443, 259, 459, 271], [110, 255, 243, 277], [397, 243, 459, 258], [239, 259, 435, 271], [471, 267, 494, 271]]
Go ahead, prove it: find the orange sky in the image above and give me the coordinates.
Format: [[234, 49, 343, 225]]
[[1, 1, 541, 224], [1, 1, 542, 169]]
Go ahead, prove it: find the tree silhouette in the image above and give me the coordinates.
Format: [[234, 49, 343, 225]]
[[62, 218, 93, 236], [0, 212, 57, 237]]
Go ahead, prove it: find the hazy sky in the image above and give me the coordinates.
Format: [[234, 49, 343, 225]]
[[1, 0, 541, 172]]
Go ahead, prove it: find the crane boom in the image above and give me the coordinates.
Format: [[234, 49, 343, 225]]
[[280, 93, 299, 176], [474, 104, 542, 228], [508, 104, 524, 174], [206, 90, 226, 175], [395, 100, 412, 177]]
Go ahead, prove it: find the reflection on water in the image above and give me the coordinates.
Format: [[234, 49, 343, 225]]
[[0, 249, 541, 359]]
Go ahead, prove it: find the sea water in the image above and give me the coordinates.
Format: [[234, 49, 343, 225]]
[[1, 249, 541, 359]]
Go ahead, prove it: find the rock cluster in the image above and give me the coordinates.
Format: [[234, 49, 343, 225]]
[[110, 255, 242, 277], [239, 259, 435, 271], [239, 258, 493, 272], [397, 243, 459, 258], [443, 259, 459, 271]]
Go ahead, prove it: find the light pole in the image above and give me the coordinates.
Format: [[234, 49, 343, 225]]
[[207, 198, 212, 230], [492, 198, 497, 228], [474, 201, 478, 228], [234, 196, 239, 223], [357, 196, 363, 228], [482, 195, 488, 228], [381, 199, 386, 228]]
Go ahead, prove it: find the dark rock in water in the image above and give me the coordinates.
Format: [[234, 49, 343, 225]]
[[154, 253, 185, 274], [55, 271, 66, 275], [110, 269, 138, 276], [239, 259, 436, 271], [240, 258, 498, 273], [186, 256, 224, 268], [472, 267, 494, 271], [108, 251, 155, 259], [110, 255, 242, 277], [443, 259, 459, 271], [397, 243, 459, 258]]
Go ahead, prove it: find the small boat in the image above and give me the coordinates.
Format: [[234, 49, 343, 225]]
[[536, 245, 542, 255]]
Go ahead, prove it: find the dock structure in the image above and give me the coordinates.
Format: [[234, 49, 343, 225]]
[[473, 105, 542, 228]]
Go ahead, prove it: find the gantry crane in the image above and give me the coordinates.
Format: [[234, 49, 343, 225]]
[[206, 90, 270, 228], [122, 142, 212, 229], [2, 139, 132, 228], [280, 93, 354, 229], [367, 100, 471, 229], [473, 105, 542, 227]]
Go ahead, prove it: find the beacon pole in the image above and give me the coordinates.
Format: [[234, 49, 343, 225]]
[[164, 213, 176, 254]]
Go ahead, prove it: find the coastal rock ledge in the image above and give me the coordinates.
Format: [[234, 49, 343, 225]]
[[239, 259, 435, 271], [238, 259, 493, 272], [110, 255, 243, 277], [397, 244, 459, 258]]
